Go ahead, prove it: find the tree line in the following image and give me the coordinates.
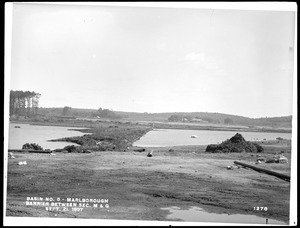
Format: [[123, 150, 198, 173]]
[[168, 114, 233, 124], [10, 90, 41, 116], [91, 107, 121, 119]]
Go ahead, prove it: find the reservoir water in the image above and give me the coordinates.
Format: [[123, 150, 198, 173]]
[[7, 123, 89, 150], [133, 129, 292, 147], [161, 206, 287, 225]]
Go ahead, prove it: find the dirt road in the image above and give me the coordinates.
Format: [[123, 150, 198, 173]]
[[5, 142, 291, 225]]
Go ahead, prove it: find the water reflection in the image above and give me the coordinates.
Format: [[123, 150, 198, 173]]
[[8, 123, 89, 150], [134, 129, 291, 147], [161, 206, 287, 225]]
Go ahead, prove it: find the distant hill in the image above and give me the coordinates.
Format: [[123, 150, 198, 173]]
[[36, 108, 292, 129], [115, 111, 292, 129]]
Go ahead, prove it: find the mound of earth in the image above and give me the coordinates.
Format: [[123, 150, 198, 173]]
[[205, 133, 263, 153]]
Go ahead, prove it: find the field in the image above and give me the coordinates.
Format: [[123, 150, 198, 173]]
[[5, 137, 292, 225]]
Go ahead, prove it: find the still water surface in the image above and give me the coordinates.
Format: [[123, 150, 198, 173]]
[[133, 129, 292, 147], [8, 123, 89, 150], [161, 206, 287, 225]]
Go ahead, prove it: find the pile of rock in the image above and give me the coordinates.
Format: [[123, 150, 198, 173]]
[[205, 133, 264, 153]]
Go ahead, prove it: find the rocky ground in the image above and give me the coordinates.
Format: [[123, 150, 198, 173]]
[[5, 139, 292, 225]]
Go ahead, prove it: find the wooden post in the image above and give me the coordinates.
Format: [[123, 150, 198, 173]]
[[234, 161, 290, 182], [147, 150, 153, 157]]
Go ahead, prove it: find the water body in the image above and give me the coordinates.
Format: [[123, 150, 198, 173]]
[[133, 129, 292, 147], [8, 123, 89, 150], [161, 206, 287, 225]]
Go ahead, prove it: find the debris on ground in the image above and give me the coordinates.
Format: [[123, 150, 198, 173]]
[[233, 164, 241, 169], [262, 154, 288, 164], [274, 154, 288, 163], [18, 161, 27, 165], [205, 133, 264, 153], [8, 152, 15, 159], [257, 157, 266, 162], [265, 158, 277, 163], [147, 150, 153, 157], [81, 149, 92, 153]]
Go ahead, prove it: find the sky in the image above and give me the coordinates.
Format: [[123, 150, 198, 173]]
[[8, 3, 296, 118]]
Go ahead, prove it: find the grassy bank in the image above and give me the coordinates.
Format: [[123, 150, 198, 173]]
[[47, 121, 152, 151]]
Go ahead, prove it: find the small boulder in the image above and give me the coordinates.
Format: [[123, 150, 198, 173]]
[[265, 158, 276, 163], [274, 154, 288, 163], [257, 157, 266, 162], [18, 161, 27, 165]]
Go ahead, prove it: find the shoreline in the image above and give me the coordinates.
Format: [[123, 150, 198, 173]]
[[9, 121, 292, 152], [9, 120, 292, 134]]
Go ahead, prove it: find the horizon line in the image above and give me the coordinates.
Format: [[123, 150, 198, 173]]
[[38, 106, 292, 119]]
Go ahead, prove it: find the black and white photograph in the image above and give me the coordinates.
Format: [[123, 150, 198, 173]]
[[4, 2, 297, 226]]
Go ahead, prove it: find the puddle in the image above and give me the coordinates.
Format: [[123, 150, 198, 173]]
[[161, 206, 287, 225]]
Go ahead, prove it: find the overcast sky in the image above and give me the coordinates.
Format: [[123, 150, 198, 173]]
[[8, 3, 296, 118]]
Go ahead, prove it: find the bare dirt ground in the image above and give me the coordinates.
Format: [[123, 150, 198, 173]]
[[5, 140, 291, 224]]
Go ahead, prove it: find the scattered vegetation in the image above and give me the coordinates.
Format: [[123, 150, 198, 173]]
[[50, 122, 151, 152], [22, 143, 43, 151]]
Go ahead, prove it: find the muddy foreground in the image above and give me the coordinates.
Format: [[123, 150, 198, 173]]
[[5, 140, 292, 225]]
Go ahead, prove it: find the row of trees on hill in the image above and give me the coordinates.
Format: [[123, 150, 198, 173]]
[[91, 107, 121, 119], [168, 114, 233, 124], [10, 90, 41, 116]]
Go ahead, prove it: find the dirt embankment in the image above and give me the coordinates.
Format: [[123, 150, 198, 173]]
[[6, 139, 291, 224], [48, 122, 152, 152]]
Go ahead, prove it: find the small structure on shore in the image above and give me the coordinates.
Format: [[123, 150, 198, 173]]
[[205, 133, 264, 153]]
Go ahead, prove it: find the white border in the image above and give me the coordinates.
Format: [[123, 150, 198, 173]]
[[3, 1, 13, 224], [17, 2, 297, 11], [289, 5, 298, 225], [4, 2, 297, 226]]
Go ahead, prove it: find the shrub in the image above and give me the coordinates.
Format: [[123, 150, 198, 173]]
[[22, 143, 43, 150]]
